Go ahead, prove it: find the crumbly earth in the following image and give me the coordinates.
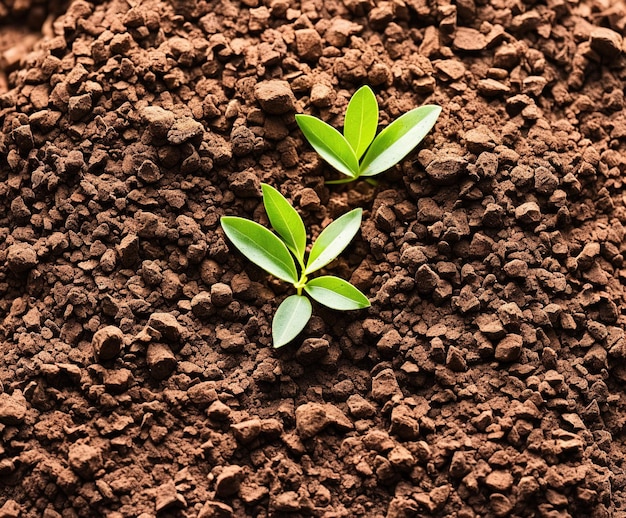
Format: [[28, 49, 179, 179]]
[[1, 0, 626, 517]]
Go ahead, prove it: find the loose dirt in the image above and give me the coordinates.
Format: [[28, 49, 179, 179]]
[[1, 0, 626, 517]]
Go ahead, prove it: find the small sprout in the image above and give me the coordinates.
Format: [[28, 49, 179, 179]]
[[221, 184, 370, 348], [296, 85, 441, 183]]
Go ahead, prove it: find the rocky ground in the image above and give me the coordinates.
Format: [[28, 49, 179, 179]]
[[1, 0, 626, 517]]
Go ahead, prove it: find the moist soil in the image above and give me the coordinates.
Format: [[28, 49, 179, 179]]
[[1, 0, 626, 517]]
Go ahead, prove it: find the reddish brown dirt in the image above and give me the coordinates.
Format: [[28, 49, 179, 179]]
[[1, 0, 626, 517]]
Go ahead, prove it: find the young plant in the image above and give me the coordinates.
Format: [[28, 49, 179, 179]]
[[220, 184, 370, 348], [296, 85, 441, 183]]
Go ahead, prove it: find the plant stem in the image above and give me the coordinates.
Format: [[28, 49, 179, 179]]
[[294, 273, 308, 296]]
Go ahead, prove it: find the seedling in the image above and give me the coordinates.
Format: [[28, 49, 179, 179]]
[[296, 85, 441, 183], [221, 184, 370, 348]]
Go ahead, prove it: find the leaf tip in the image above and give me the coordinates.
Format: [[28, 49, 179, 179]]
[[355, 84, 374, 94], [348, 206, 364, 222], [294, 113, 308, 125], [424, 104, 443, 123], [260, 183, 272, 196]]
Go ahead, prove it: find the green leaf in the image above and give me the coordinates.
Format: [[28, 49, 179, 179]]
[[305, 276, 370, 311], [261, 184, 306, 266], [296, 114, 359, 179], [305, 208, 362, 275], [359, 105, 442, 177], [344, 85, 378, 160], [273, 295, 312, 348], [221, 216, 298, 284]]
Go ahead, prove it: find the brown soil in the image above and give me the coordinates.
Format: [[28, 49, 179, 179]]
[[1, 0, 626, 517]]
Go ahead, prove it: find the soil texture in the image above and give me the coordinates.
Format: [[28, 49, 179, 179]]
[[1, 0, 626, 517]]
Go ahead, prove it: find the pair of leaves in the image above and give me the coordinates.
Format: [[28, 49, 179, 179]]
[[221, 184, 370, 347], [221, 185, 363, 283], [295, 85, 442, 182], [273, 274, 370, 346], [260, 184, 363, 277]]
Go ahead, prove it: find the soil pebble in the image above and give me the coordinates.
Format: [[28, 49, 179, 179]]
[[6, 243, 38, 273], [589, 28, 623, 59], [146, 342, 177, 380], [92, 326, 124, 361], [254, 80, 295, 114], [68, 443, 103, 480], [0, 392, 27, 425], [295, 402, 352, 439], [215, 465, 245, 497], [453, 27, 487, 51]]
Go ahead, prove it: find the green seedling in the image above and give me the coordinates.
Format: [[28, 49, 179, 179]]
[[221, 183, 370, 348], [296, 85, 441, 183]]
